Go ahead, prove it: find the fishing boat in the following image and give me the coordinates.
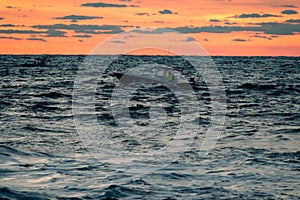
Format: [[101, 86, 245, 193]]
[[112, 66, 195, 87]]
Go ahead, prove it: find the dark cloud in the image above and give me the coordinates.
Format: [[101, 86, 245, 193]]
[[234, 13, 281, 18], [110, 40, 126, 44], [250, 34, 272, 40], [0, 29, 45, 34], [53, 15, 103, 22], [258, 22, 300, 35], [73, 30, 108, 34], [182, 37, 195, 42], [44, 29, 67, 37], [171, 26, 255, 34], [124, 35, 135, 39], [281, 10, 298, 15], [0, 36, 22, 40], [72, 34, 92, 38], [0, 17, 4, 20], [0, 24, 16, 27], [135, 12, 149, 16], [285, 19, 300, 23], [232, 38, 249, 42], [170, 22, 300, 35], [210, 19, 221, 22], [131, 28, 175, 34], [224, 21, 238, 25], [6, 6, 19, 9], [32, 24, 131, 34], [27, 37, 46, 42], [280, 5, 298, 8], [251, 35, 267, 39], [159, 9, 173, 14], [81, 2, 137, 8], [260, 14, 281, 17]]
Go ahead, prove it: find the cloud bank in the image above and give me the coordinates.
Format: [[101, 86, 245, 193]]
[[234, 13, 281, 18], [81, 2, 137, 8], [53, 15, 103, 22], [281, 10, 298, 15]]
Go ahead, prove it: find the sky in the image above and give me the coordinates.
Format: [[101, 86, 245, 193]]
[[0, 0, 299, 56]]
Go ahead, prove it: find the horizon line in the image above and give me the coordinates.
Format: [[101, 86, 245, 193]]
[[0, 54, 299, 57]]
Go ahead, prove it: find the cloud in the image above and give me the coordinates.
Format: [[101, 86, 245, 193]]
[[135, 12, 149, 16], [74, 30, 110, 34], [234, 13, 281, 18], [210, 19, 221, 22], [119, 0, 131, 1], [250, 34, 272, 40], [44, 29, 67, 37], [53, 15, 103, 22], [32, 24, 131, 34], [224, 21, 238, 25], [0, 36, 22, 40], [6, 6, 19, 9], [110, 40, 126, 44], [0, 29, 45, 34], [171, 26, 255, 33], [154, 20, 164, 23], [285, 19, 300, 23], [281, 10, 298, 15], [251, 35, 268, 39], [27, 37, 46, 42], [131, 28, 175, 34], [124, 35, 135, 39], [182, 37, 195, 42], [159, 9, 174, 14], [232, 38, 249, 42], [0, 24, 16, 27], [0, 17, 4, 20], [72, 34, 92, 38], [81, 2, 137, 8], [170, 22, 300, 35], [258, 22, 300, 35], [280, 5, 298, 8]]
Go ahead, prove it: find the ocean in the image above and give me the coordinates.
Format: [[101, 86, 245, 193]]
[[0, 55, 299, 199]]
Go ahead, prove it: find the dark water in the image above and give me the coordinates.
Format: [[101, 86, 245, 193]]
[[0, 55, 299, 199]]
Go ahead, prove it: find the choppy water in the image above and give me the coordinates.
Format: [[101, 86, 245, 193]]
[[0, 55, 299, 199]]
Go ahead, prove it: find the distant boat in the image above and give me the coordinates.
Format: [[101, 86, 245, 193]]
[[21, 58, 52, 67], [112, 66, 195, 88]]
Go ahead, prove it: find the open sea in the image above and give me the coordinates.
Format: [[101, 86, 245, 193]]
[[0, 55, 299, 199]]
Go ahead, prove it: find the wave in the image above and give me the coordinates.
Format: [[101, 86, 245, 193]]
[[0, 187, 51, 200]]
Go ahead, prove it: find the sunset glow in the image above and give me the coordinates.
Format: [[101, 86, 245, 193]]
[[0, 0, 299, 55]]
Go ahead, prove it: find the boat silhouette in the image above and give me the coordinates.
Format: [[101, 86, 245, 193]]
[[112, 66, 195, 87], [21, 58, 53, 67]]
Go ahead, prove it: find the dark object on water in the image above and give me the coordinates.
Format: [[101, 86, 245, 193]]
[[21, 58, 51, 67], [112, 66, 196, 88]]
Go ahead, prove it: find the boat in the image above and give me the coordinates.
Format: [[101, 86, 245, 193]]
[[21, 58, 50, 67], [111, 66, 195, 88]]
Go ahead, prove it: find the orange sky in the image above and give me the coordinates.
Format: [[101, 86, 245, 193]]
[[0, 0, 299, 55]]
